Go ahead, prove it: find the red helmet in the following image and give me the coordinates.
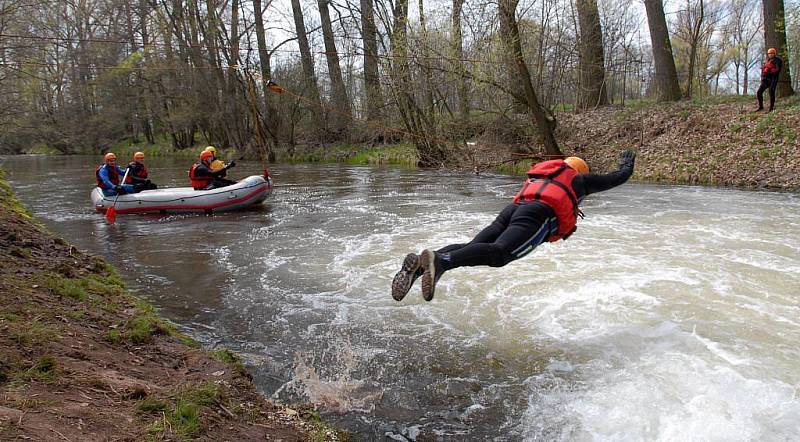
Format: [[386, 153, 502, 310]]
[[200, 150, 214, 162]]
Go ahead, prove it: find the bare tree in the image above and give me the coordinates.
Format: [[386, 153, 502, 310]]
[[451, 0, 469, 120], [318, 0, 353, 135], [360, 0, 384, 123], [497, 0, 561, 156], [290, 0, 326, 131], [576, 0, 609, 109], [252, 0, 280, 151], [762, 0, 795, 96], [680, 0, 705, 98], [727, 0, 762, 94], [644, 0, 682, 101]]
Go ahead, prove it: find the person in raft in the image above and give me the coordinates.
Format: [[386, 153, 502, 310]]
[[95, 152, 134, 196], [756, 48, 782, 113], [125, 151, 158, 192], [391, 149, 636, 302], [188, 149, 237, 190], [203, 146, 229, 176]]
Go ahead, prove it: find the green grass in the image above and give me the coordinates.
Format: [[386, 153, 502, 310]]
[[14, 355, 58, 384], [211, 348, 239, 364], [25, 144, 63, 155], [0, 169, 34, 219], [137, 396, 168, 414], [7, 318, 57, 346], [283, 142, 418, 166], [38, 269, 195, 348], [298, 406, 351, 442], [109, 133, 229, 161], [125, 314, 170, 344], [42, 273, 125, 304], [142, 383, 223, 437]]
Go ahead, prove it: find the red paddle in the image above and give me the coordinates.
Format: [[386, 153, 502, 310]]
[[105, 168, 131, 224]]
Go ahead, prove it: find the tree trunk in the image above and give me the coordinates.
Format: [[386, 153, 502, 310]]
[[684, 0, 704, 98], [252, 0, 280, 154], [576, 0, 609, 110], [417, 0, 435, 114], [762, 0, 795, 96], [497, 0, 561, 156], [290, 0, 325, 134], [643, 0, 682, 101], [389, 0, 446, 166], [743, 49, 750, 94], [317, 0, 352, 135], [451, 0, 469, 120], [138, 0, 155, 144], [360, 0, 383, 123]]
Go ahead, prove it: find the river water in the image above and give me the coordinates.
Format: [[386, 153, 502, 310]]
[[3, 155, 800, 441]]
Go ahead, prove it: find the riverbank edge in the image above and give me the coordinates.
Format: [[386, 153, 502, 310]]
[[0, 168, 348, 441], [44, 96, 799, 191]]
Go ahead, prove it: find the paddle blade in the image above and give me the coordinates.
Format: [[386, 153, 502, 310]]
[[105, 206, 117, 224]]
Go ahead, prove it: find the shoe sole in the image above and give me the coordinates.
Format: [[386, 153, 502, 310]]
[[420, 250, 436, 302], [391, 253, 420, 301]]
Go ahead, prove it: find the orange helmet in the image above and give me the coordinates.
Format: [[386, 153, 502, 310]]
[[564, 156, 589, 174], [133, 151, 145, 161], [200, 150, 214, 162], [104, 153, 117, 161], [767, 48, 777, 55]]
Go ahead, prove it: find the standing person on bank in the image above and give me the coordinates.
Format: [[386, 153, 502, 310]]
[[391, 150, 636, 302], [757, 48, 782, 113], [125, 151, 158, 192]]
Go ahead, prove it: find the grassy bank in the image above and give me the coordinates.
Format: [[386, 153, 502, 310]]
[[0, 168, 347, 441], [553, 95, 800, 189], [101, 136, 419, 168]]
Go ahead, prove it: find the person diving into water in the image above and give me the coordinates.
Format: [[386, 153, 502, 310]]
[[391, 149, 636, 302]]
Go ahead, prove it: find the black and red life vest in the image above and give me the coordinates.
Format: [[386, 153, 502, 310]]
[[512, 159, 581, 242], [125, 162, 148, 184], [95, 164, 120, 189], [188, 162, 213, 190]]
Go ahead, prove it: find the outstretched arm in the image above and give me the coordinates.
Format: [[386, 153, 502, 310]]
[[574, 150, 636, 198]]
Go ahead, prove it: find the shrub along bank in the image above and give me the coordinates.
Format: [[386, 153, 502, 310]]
[[37, 96, 800, 191]]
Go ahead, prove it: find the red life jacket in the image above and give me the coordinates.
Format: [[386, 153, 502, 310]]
[[95, 164, 120, 189], [188, 163, 213, 190], [512, 159, 581, 241], [125, 162, 148, 184], [762, 60, 777, 76]]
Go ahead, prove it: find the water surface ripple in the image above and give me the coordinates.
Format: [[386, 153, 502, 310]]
[[4, 155, 800, 441]]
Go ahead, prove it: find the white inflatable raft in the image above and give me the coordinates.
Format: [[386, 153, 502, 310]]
[[91, 175, 273, 215]]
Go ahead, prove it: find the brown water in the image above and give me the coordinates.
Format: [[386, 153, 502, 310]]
[[4, 154, 800, 441]]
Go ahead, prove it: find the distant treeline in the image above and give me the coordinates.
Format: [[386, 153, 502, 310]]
[[0, 0, 797, 165]]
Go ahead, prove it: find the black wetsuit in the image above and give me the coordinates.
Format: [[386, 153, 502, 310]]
[[435, 159, 634, 273], [126, 162, 158, 192], [757, 56, 782, 112]]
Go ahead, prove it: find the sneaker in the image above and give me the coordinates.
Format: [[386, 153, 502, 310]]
[[391, 253, 422, 301], [419, 249, 441, 302]]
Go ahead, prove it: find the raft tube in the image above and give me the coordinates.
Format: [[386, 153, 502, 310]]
[[91, 175, 273, 215]]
